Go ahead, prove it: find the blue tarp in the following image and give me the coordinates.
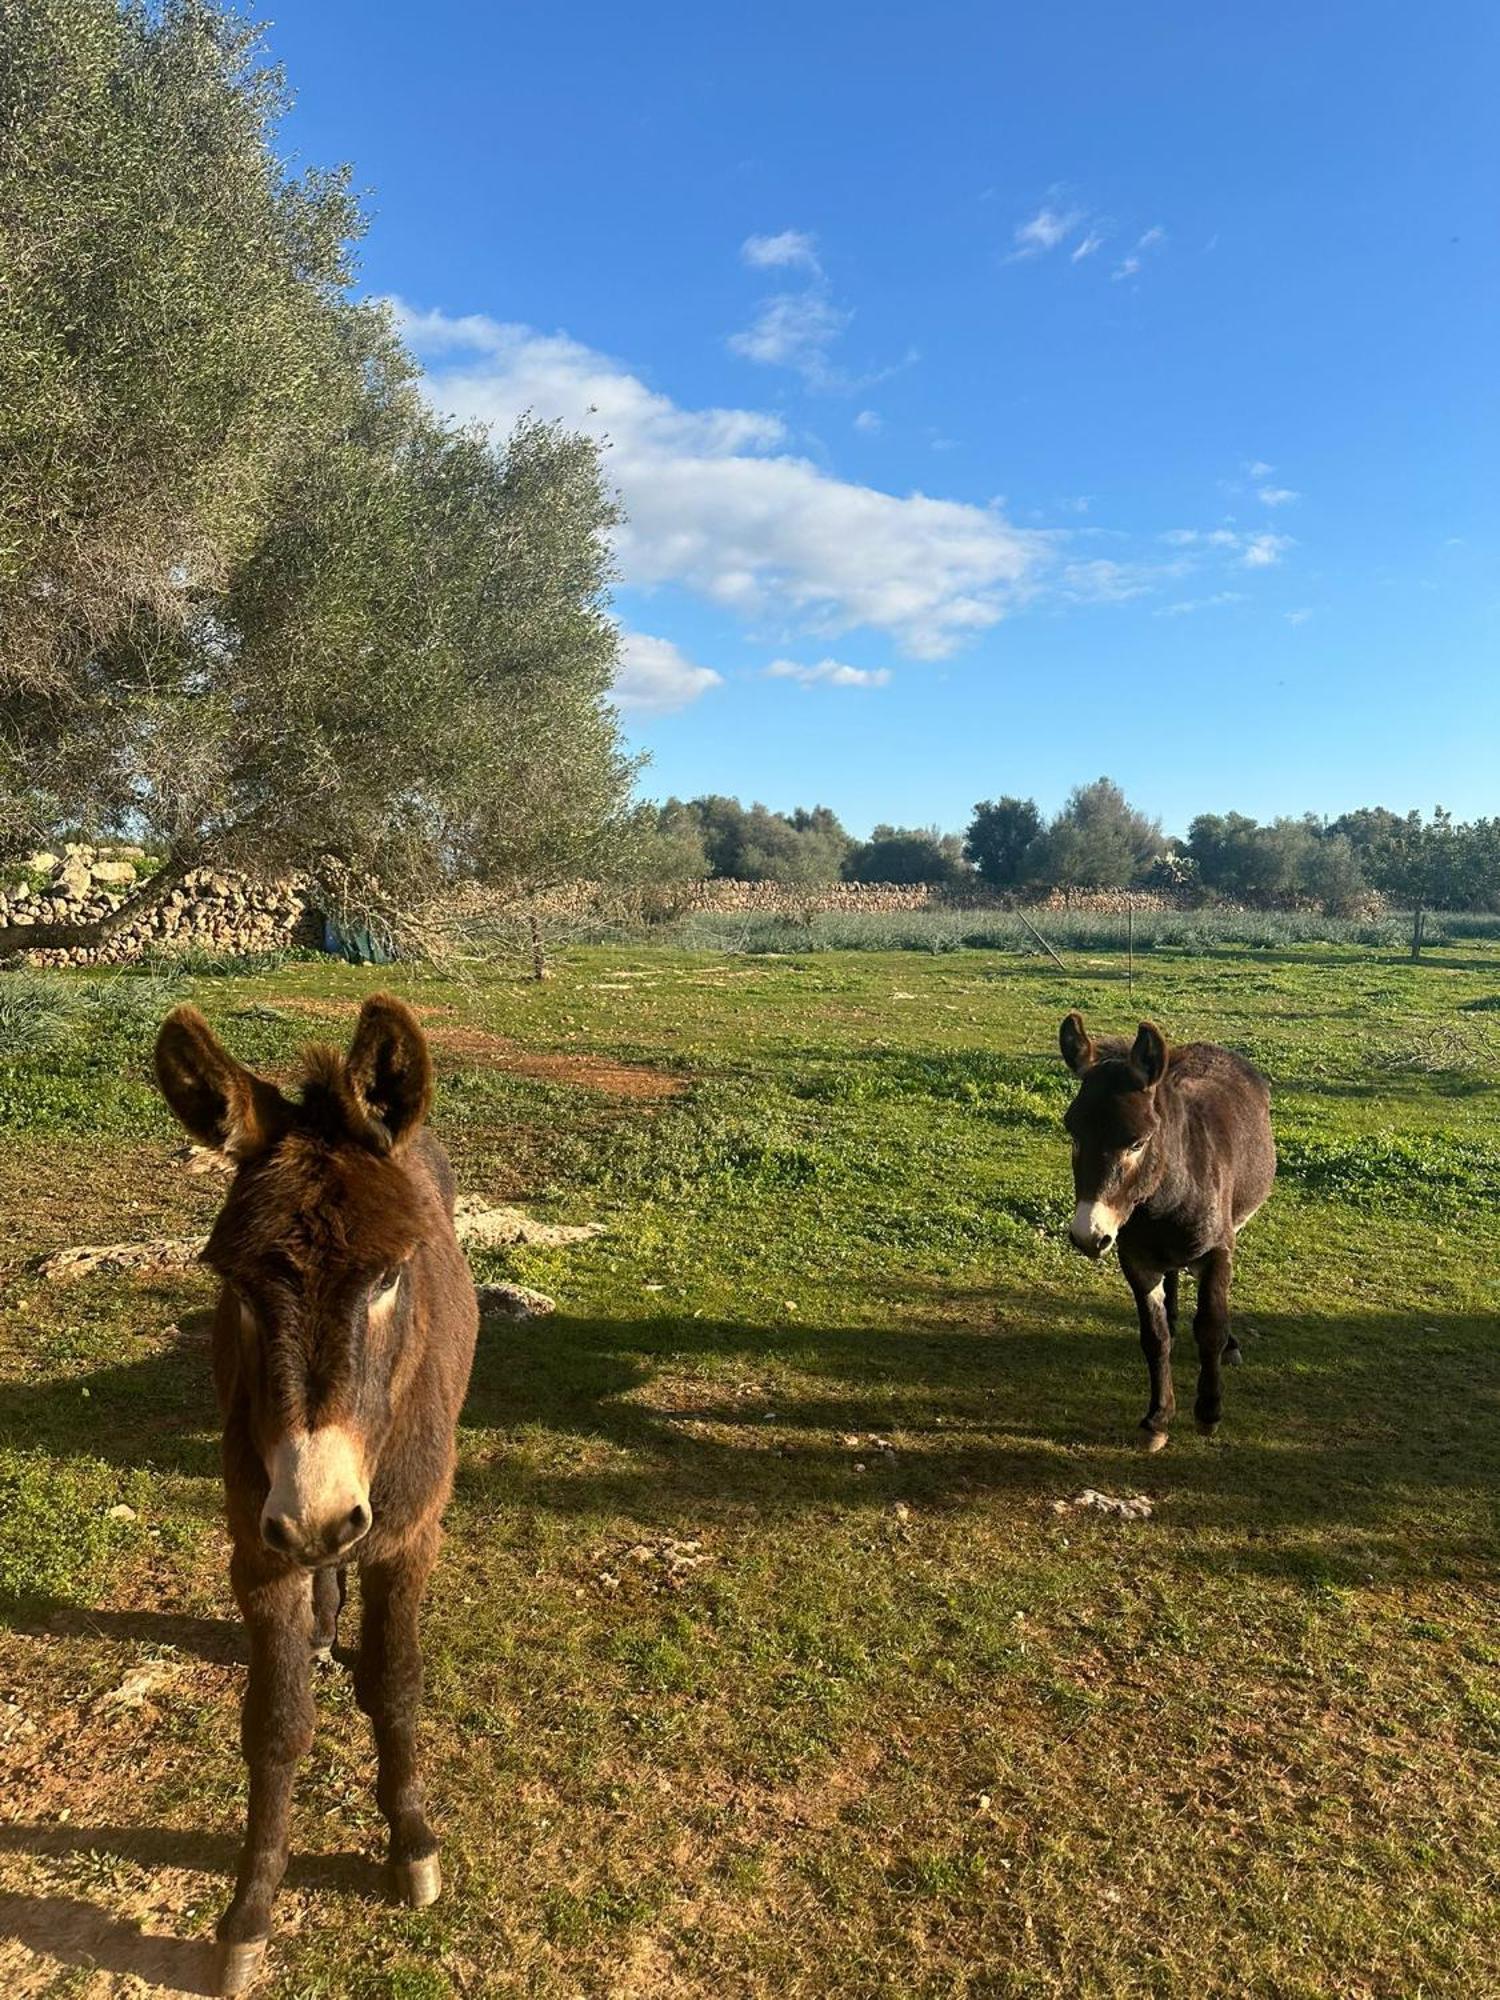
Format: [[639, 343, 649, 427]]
[[322, 917, 395, 964]]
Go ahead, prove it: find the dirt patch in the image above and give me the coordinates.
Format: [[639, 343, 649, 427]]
[[0, 1144, 222, 1265], [484, 1047, 684, 1099], [271, 1000, 686, 1100]]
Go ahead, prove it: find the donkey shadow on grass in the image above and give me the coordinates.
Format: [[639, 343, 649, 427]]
[[0, 1835, 385, 1997]]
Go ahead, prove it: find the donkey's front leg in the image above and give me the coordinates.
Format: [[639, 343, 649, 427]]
[[1123, 1258, 1175, 1450], [356, 1531, 443, 1908], [215, 1554, 314, 1996]]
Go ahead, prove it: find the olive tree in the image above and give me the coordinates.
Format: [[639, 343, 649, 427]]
[[0, 0, 635, 954], [0, 0, 360, 715]]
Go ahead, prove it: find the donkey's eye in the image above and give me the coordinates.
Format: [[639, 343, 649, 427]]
[[374, 1266, 402, 1296]]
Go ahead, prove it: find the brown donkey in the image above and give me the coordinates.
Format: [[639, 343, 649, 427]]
[[1059, 1012, 1275, 1449], [155, 995, 478, 1996]]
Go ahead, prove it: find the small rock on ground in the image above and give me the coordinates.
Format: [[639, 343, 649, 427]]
[[1051, 1488, 1154, 1521], [476, 1282, 556, 1320]]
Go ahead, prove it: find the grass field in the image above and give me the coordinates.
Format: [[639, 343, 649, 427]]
[[2, 937, 1498, 1998]]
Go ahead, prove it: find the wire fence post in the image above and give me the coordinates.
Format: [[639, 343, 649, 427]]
[[1128, 907, 1135, 997]]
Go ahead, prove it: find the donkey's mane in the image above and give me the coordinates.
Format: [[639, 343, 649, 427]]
[[289, 1044, 388, 1151]]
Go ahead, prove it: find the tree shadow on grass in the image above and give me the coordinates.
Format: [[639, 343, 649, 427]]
[[1277, 1070, 1498, 1102], [0, 1283, 221, 1478], [3, 1281, 1496, 1611], [0, 1600, 245, 1662], [454, 1287, 1500, 1584]]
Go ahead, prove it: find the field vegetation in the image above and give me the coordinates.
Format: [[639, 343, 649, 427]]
[[1, 935, 1497, 1997]]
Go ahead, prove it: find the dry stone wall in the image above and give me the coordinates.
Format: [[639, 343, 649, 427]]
[[0, 849, 1206, 969], [538, 878, 1197, 920], [2, 846, 316, 966]]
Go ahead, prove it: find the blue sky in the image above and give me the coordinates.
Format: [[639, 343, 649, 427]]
[[267, 1, 1496, 838]]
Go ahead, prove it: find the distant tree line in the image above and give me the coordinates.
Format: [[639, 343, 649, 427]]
[[634, 786, 1500, 915]]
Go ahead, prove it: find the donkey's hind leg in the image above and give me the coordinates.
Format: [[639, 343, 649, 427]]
[[1193, 1244, 1235, 1433], [311, 1566, 347, 1663]]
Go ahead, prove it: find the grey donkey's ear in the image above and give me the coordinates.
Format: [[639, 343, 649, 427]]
[[345, 993, 432, 1150], [155, 1007, 288, 1160], [1131, 1020, 1169, 1088], [1059, 1011, 1096, 1075]]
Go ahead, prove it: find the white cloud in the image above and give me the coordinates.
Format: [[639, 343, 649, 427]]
[[1247, 460, 1275, 479], [728, 288, 851, 385], [1257, 485, 1299, 507], [1009, 204, 1085, 259], [1055, 558, 1163, 604], [729, 230, 879, 390], [766, 658, 891, 688], [391, 301, 1046, 658], [1161, 524, 1295, 570], [1285, 607, 1313, 626], [741, 229, 821, 275], [1011, 203, 1165, 277], [853, 408, 883, 434], [1155, 591, 1246, 617], [614, 632, 722, 714], [1242, 531, 1293, 568], [1112, 226, 1166, 282]]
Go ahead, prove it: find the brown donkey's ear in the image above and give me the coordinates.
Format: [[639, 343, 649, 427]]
[[1059, 1011, 1096, 1075], [155, 1007, 288, 1160], [1131, 1021, 1169, 1088], [345, 994, 432, 1150]]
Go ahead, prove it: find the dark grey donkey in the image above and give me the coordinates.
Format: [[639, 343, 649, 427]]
[[1059, 1012, 1276, 1449]]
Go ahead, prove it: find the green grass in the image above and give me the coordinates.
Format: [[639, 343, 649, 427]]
[[1, 939, 1498, 1997]]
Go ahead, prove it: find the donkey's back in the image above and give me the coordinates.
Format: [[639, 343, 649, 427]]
[[1159, 1040, 1275, 1233]]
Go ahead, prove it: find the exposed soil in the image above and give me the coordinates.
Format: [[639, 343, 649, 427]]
[[273, 998, 686, 1099]]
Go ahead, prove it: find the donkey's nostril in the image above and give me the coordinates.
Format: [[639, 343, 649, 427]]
[[343, 1503, 371, 1544], [262, 1513, 295, 1554]]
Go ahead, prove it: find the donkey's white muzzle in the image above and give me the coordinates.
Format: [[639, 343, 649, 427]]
[[261, 1426, 371, 1566]]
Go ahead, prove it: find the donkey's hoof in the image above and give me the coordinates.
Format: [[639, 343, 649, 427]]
[[1223, 1344, 1243, 1367], [310, 1642, 334, 1664], [213, 1937, 268, 1997], [389, 1853, 442, 1908], [1195, 1417, 1220, 1437], [1137, 1427, 1170, 1453]]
